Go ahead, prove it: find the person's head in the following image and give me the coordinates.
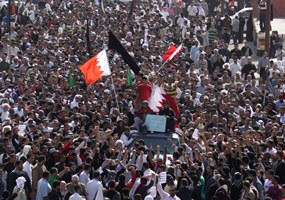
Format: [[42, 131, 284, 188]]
[[142, 100, 149, 107], [276, 151, 284, 160], [180, 178, 188, 188], [94, 171, 101, 180], [26, 154, 34, 164], [74, 185, 81, 194], [43, 171, 50, 180], [15, 160, 23, 171], [243, 180, 251, 190], [169, 186, 176, 197], [217, 178, 226, 187], [122, 187, 129, 198], [273, 175, 280, 185], [53, 180, 60, 191], [84, 164, 91, 172], [142, 75, 148, 84], [118, 174, 125, 183], [234, 172, 242, 180], [249, 169, 257, 178], [265, 169, 274, 180], [248, 56, 252, 63], [142, 162, 149, 171], [108, 180, 116, 190], [60, 181, 66, 191], [134, 194, 142, 200], [37, 155, 46, 164], [9, 153, 16, 163], [206, 165, 214, 175], [71, 175, 80, 184]]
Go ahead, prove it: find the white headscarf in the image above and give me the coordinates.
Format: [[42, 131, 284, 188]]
[[16, 176, 26, 192]]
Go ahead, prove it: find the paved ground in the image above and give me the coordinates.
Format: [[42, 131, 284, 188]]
[[254, 18, 285, 35]]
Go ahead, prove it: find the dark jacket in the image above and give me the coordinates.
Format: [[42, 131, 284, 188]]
[[48, 190, 62, 200], [8, 169, 32, 195], [275, 160, 285, 184], [135, 180, 154, 200], [105, 189, 121, 200], [177, 187, 192, 200]]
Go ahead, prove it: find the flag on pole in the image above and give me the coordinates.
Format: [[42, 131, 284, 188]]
[[162, 46, 176, 61], [127, 67, 133, 85], [162, 44, 183, 61], [149, 85, 180, 120], [68, 73, 74, 89], [80, 49, 111, 85], [108, 31, 140, 75]]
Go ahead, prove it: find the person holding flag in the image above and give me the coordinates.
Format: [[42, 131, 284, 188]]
[[135, 75, 152, 109]]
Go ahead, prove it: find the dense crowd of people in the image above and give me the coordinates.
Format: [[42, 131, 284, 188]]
[[0, 0, 285, 200]]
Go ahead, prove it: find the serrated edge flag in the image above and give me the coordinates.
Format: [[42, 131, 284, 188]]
[[162, 44, 183, 61], [80, 49, 111, 85]]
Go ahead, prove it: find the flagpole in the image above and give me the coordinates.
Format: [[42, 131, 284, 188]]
[[156, 44, 183, 73], [110, 76, 120, 112], [156, 60, 168, 73]]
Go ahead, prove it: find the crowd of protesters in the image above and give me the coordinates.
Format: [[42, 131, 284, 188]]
[[0, 0, 285, 200]]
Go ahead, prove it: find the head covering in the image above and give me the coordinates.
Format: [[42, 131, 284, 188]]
[[23, 145, 31, 156], [49, 148, 59, 154], [115, 139, 124, 147], [16, 177, 26, 192], [145, 195, 154, 200]]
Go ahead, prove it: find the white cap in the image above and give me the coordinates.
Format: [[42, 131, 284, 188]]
[[115, 139, 124, 147]]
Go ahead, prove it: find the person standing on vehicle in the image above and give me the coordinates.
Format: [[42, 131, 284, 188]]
[[159, 101, 177, 133]]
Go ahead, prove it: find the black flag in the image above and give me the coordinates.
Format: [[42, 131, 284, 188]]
[[108, 31, 140, 75]]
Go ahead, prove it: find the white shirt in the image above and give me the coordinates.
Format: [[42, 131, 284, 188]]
[[264, 179, 272, 192], [157, 182, 181, 200], [86, 179, 103, 200], [23, 161, 33, 184], [268, 68, 280, 79], [230, 62, 241, 77], [187, 5, 197, 16], [14, 108, 24, 117], [79, 171, 90, 185], [69, 192, 85, 200], [129, 177, 141, 199], [120, 134, 133, 146], [240, 56, 249, 68]]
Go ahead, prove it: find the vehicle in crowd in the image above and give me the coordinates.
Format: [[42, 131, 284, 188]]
[[230, 7, 253, 32], [229, 7, 253, 21]]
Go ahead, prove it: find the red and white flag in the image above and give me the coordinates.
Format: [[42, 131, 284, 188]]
[[80, 50, 111, 85], [149, 85, 180, 120], [162, 44, 183, 62]]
